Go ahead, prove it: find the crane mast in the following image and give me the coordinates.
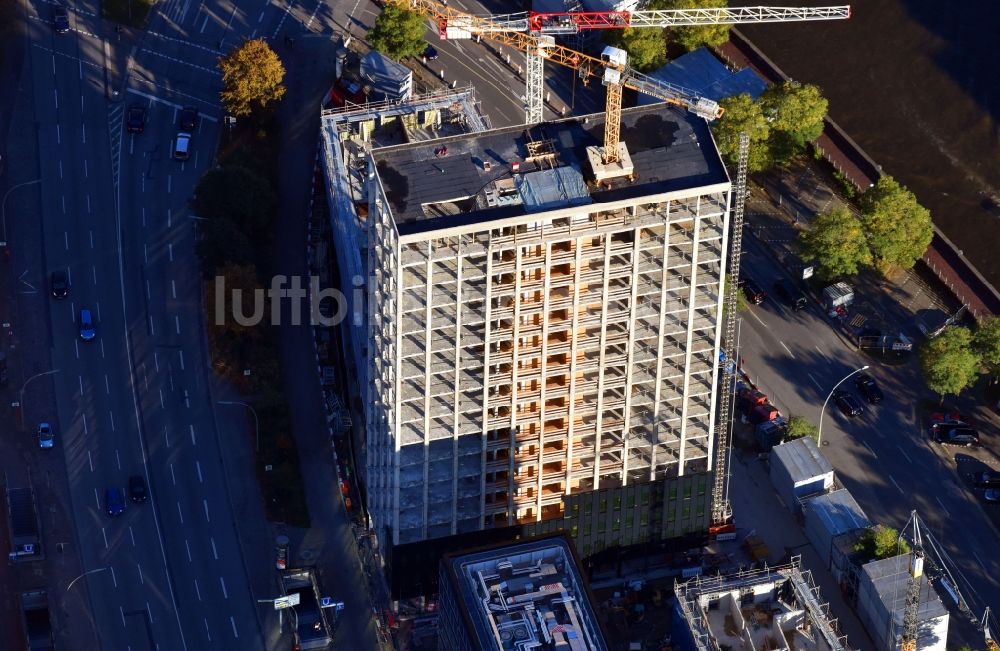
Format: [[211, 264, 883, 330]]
[[901, 512, 925, 651]]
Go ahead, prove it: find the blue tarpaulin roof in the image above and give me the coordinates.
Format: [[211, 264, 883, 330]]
[[638, 47, 768, 105]]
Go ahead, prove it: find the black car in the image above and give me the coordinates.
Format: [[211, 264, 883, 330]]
[[126, 106, 148, 134], [854, 373, 884, 405], [833, 390, 863, 417], [50, 270, 69, 298], [934, 425, 979, 447], [772, 279, 808, 311], [53, 6, 69, 33], [179, 107, 198, 131], [741, 278, 766, 305], [128, 475, 148, 503]]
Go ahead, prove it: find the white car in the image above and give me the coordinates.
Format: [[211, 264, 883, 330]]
[[173, 132, 192, 160], [38, 423, 54, 449]]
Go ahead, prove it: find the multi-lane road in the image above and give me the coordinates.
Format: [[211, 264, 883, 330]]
[[737, 226, 1000, 629]]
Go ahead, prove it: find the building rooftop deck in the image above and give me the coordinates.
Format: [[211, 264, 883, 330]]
[[372, 103, 729, 232]]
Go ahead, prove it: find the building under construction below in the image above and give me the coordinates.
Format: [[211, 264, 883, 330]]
[[320, 86, 733, 565], [673, 558, 854, 651]]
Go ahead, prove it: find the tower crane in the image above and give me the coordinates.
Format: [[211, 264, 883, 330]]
[[901, 511, 925, 651], [395, 0, 849, 125]]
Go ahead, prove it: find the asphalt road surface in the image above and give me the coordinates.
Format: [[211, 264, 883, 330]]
[[737, 231, 1000, 632]]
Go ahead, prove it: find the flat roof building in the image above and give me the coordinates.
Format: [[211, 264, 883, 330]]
[[321, 89, 732, 565], [438, 535, 608, 651], [856, 554, 948, 651], [673, 558, 853, 651]]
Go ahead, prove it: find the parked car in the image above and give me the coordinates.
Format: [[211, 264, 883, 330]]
[[985, 488, 1000, 503], [772, 279, 808, 311], [974, 470, 1000, 488], [173, 132, 192, 160], [126, 106, 148, 134], [854, 373, 884, 405], [934, 425, 979, 447], [37, 423, 54, 449], [128, 476, 148, 503], [79, 308, 96, 341], [833, 390, 863, 417], [50, 270, 69, 298], [741, 278, 766, 305], [53, 5, 69, 33], [423, 44, 439, 60], [178, 107, 198, 131], [106, 487, 126, 516]]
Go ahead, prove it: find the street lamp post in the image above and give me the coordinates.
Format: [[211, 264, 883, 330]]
[[817, 365, 870, 446], [218, 400, 259, 452], [17, 369, 60, 430], [2, 179, 42, 247]]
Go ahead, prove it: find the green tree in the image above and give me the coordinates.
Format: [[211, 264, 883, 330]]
[[784, 415, 818, 443], [367, 5, 427, 61], [711, 93, 771, 171], [605, 27, 667, 72], [853, 525, 911, 561], [663, 0, 731, 51], [760, 81, 828, 163], [973, 316, 1000, 383], [196, 217, 255, 277], [860, 175, 933, 274], [798, 205, 871, 281], [218, 39, 286, 118], [205, 263, 265, 340], [192, 165, 276, 240], [920, 326, 980, 401]]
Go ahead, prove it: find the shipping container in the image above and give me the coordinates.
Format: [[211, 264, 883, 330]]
[[769, 438, 834, 512], [802, 489, 869, 569]]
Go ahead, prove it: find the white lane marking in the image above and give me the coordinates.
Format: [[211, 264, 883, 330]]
[[171, 279, 177, 299], [210, 537, 218, 560], [96, 302, 101, 322], [750, 309, 766, 326], [195, 151, 199, 167], [141, 206, 146, 227], [779, 340, 795, 358], [169, 243, 174, 261], [79, 375, 84, 395], [257, 10, 264, 22], [204, 618, 211, 641], [129, 526, 136, 547], [199, 15, 208, 32], [83, 159, 88, 177], [102, 527, 108, 548], [115, 448, 121, 470], [203, 499, 210, 523], [100, 338, 105, 358], [89, 230, 94, 248], [61, 195, 66, 214], [149, 315, 156, 336], [109, 411, 115, 431], [138, 47, 221, 75], [177, 501, 184, 524], [219, 577, 228, 599], [936, 496, 946, 510], [110, 565, 118, 587], [80, 95, 83, 113], [889, 474, 904, 494], [86, 194, 91, 213], [87, 450, 93, 472], [82, 122, 86, 144], [154, 351, 159, 372], [53, 87, 58, 109], [175, 315, 180, 334], [71, 300, 75, 319], [190, 424, 196, 445], [64, 231, 68, 249], [170, 463, 176, 485], [75, 339, 79, 359], [82, 413, 88, 434], [159, 388, 165, 408], [897, 446, 912, 463], [59, 160, 63, 178], [164, 425, 170, 447], [51, 54, 55, 74], [195, 460, 202, 483], [185, 539, 192, 563], [862, 441, 878, 458], [120, 606, 126, 628], [807, 372, 823, 392], [146, 279, 151, 300], [143, 243, 148, 264], [146, 602, 154, 623], [230, 616, 238, 638], [105, 375, 110, 394], [56, 123, 60, 144], [137, 562, 144, 584], [194, 579, 203, 601], [179, 349, 184, 369], [168, 208, 172, 227], [167, 175, 171, 194]]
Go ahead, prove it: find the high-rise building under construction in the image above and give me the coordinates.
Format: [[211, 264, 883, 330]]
[[321, 89, 732, 561]]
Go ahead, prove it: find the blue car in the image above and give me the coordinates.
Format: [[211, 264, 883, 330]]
[[106, 487, 126, 517], [79, 309, 96, 341], [423, 44, 439, 60]]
